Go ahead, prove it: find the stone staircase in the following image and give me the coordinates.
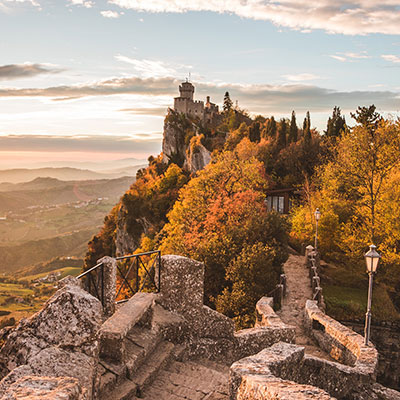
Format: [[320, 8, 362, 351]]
[[97, 293, 229, 400], [139, 359, 229, 400]]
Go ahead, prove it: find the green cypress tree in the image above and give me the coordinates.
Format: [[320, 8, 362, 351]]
[[288, 111, 298, 143], [303, 111, 311, 144], [266, 116, 277, 138], [223, 91, 233, 112], [325, 106, 346, 138], [277, 119, 288, 148], [249, 122, 261, 142]]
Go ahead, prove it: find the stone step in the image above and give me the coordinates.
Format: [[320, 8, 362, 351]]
[[100, 378, 138, 400], [125, 327, 162, 377], [133, 341, 176, 396], [140, 360, 229, 400], [99, 293, 156, 362]]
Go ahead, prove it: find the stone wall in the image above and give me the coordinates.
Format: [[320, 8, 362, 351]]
[[230, 343, 334, 400], [0, 277, 103, 399], [156, 256, 297, 364], [231, 342, 400, 400], [342, 321, 400, 391]]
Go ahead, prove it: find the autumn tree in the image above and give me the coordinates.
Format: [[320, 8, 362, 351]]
[[161, 150, 288, 326], [338, 114, 400, 242]]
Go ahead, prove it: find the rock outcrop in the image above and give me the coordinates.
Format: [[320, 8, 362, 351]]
[[0, 277, 103, 399], [184, 141, 211, 174], [1, 376, 83, 400]]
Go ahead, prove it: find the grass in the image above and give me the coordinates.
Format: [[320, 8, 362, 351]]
[[324, 283, 400, 323]]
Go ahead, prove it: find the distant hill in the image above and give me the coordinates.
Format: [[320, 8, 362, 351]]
[[0, 229, 96, 273], [16, 257, 83, 279], [0, 176, 135, 212], [24, 158, 147, 171], [0, 166, 144, 184]]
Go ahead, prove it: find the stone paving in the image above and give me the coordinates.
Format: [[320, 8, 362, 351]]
[[277, 251, 333, 361], [138, 359, 229, 400]]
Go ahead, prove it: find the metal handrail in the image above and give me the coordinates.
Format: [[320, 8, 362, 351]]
[[77, 262, 103, 279], [78, 250, 161, 307]]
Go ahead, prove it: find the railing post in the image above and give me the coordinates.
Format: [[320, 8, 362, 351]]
[[101, 263, 105, 308], [158, 251, 161, 292], [280, 274, 287, 296], [97, 256, 117, 317], [312, 276, 320, 292], [274, 284, 284, 310], [136, 256, 139, 293]]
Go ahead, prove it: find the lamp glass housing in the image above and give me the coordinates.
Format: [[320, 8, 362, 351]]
[[314, 208, 321, 221], [364, 245, 381, 273]]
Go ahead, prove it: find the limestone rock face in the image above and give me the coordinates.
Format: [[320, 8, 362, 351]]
[[1, 376, 83, 400], [161, 119, 186, 165], [115, 204, 140, 256], [0, 281, 103, 399], [185, 142, 211, 174]]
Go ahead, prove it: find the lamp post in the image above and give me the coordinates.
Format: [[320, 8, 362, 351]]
[[364, 244, 381, 346], [314, 208, 321, 251]]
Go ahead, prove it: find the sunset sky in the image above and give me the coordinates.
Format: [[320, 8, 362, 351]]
[[0, 0, 399, 167]]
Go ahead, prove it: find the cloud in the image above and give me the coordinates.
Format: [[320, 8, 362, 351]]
[[381, 54, 400, 63], [119, 107, 166, 116], [108, 0, 400, 35], [0, 0, 40, 11], [0, 76, 178, 99], [68, 0, 94, 8], [115, 55, 192, 78], [0, 63, 62, 81], [0, 75, 398, 115], [0, 134, 161, 154], [282, 73, 321, 82], [329, 51, 370, 62], [101, 10, 120, 18]]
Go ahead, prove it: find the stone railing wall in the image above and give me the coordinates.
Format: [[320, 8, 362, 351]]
[[230, 342, 334, 399], [230, 341, 400, 400], [304, 300, 378, 372]]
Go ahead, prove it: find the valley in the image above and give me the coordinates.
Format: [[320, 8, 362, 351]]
[[0, 172, 137, 325]]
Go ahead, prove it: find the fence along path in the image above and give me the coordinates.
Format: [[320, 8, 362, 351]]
[[276, 250, 333, 360]]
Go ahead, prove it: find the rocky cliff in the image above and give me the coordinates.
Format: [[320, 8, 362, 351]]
[[161, 109, 216, 174]]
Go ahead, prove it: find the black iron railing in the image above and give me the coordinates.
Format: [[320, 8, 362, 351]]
[[77, 250, 161, 306], [115, 250, 161, 302], [77, 261, 106, 306], [306, 251, 323, 306]]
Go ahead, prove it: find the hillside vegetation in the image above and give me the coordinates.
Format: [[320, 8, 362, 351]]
[[85, 99, 321, 328], [85, 101, 400, 327]]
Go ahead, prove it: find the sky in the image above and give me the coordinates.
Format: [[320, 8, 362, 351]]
[[0, 0, 399, 168]]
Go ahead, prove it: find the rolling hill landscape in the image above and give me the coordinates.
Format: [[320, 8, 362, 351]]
[[0, 167, 140, 325]]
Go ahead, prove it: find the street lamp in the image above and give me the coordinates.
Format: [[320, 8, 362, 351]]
[[314, 208, 321, 251], [364, 244, 381, 346]]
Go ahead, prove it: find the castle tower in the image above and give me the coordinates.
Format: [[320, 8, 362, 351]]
[[179, 81, 195, 100]]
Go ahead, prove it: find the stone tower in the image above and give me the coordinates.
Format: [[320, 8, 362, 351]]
[[179, 81, 194, 100], [174, 80, 204, 117]]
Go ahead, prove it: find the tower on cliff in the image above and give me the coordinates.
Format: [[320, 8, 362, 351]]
[[179, 81, 194, 100], [173, 80, 218, 122]]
